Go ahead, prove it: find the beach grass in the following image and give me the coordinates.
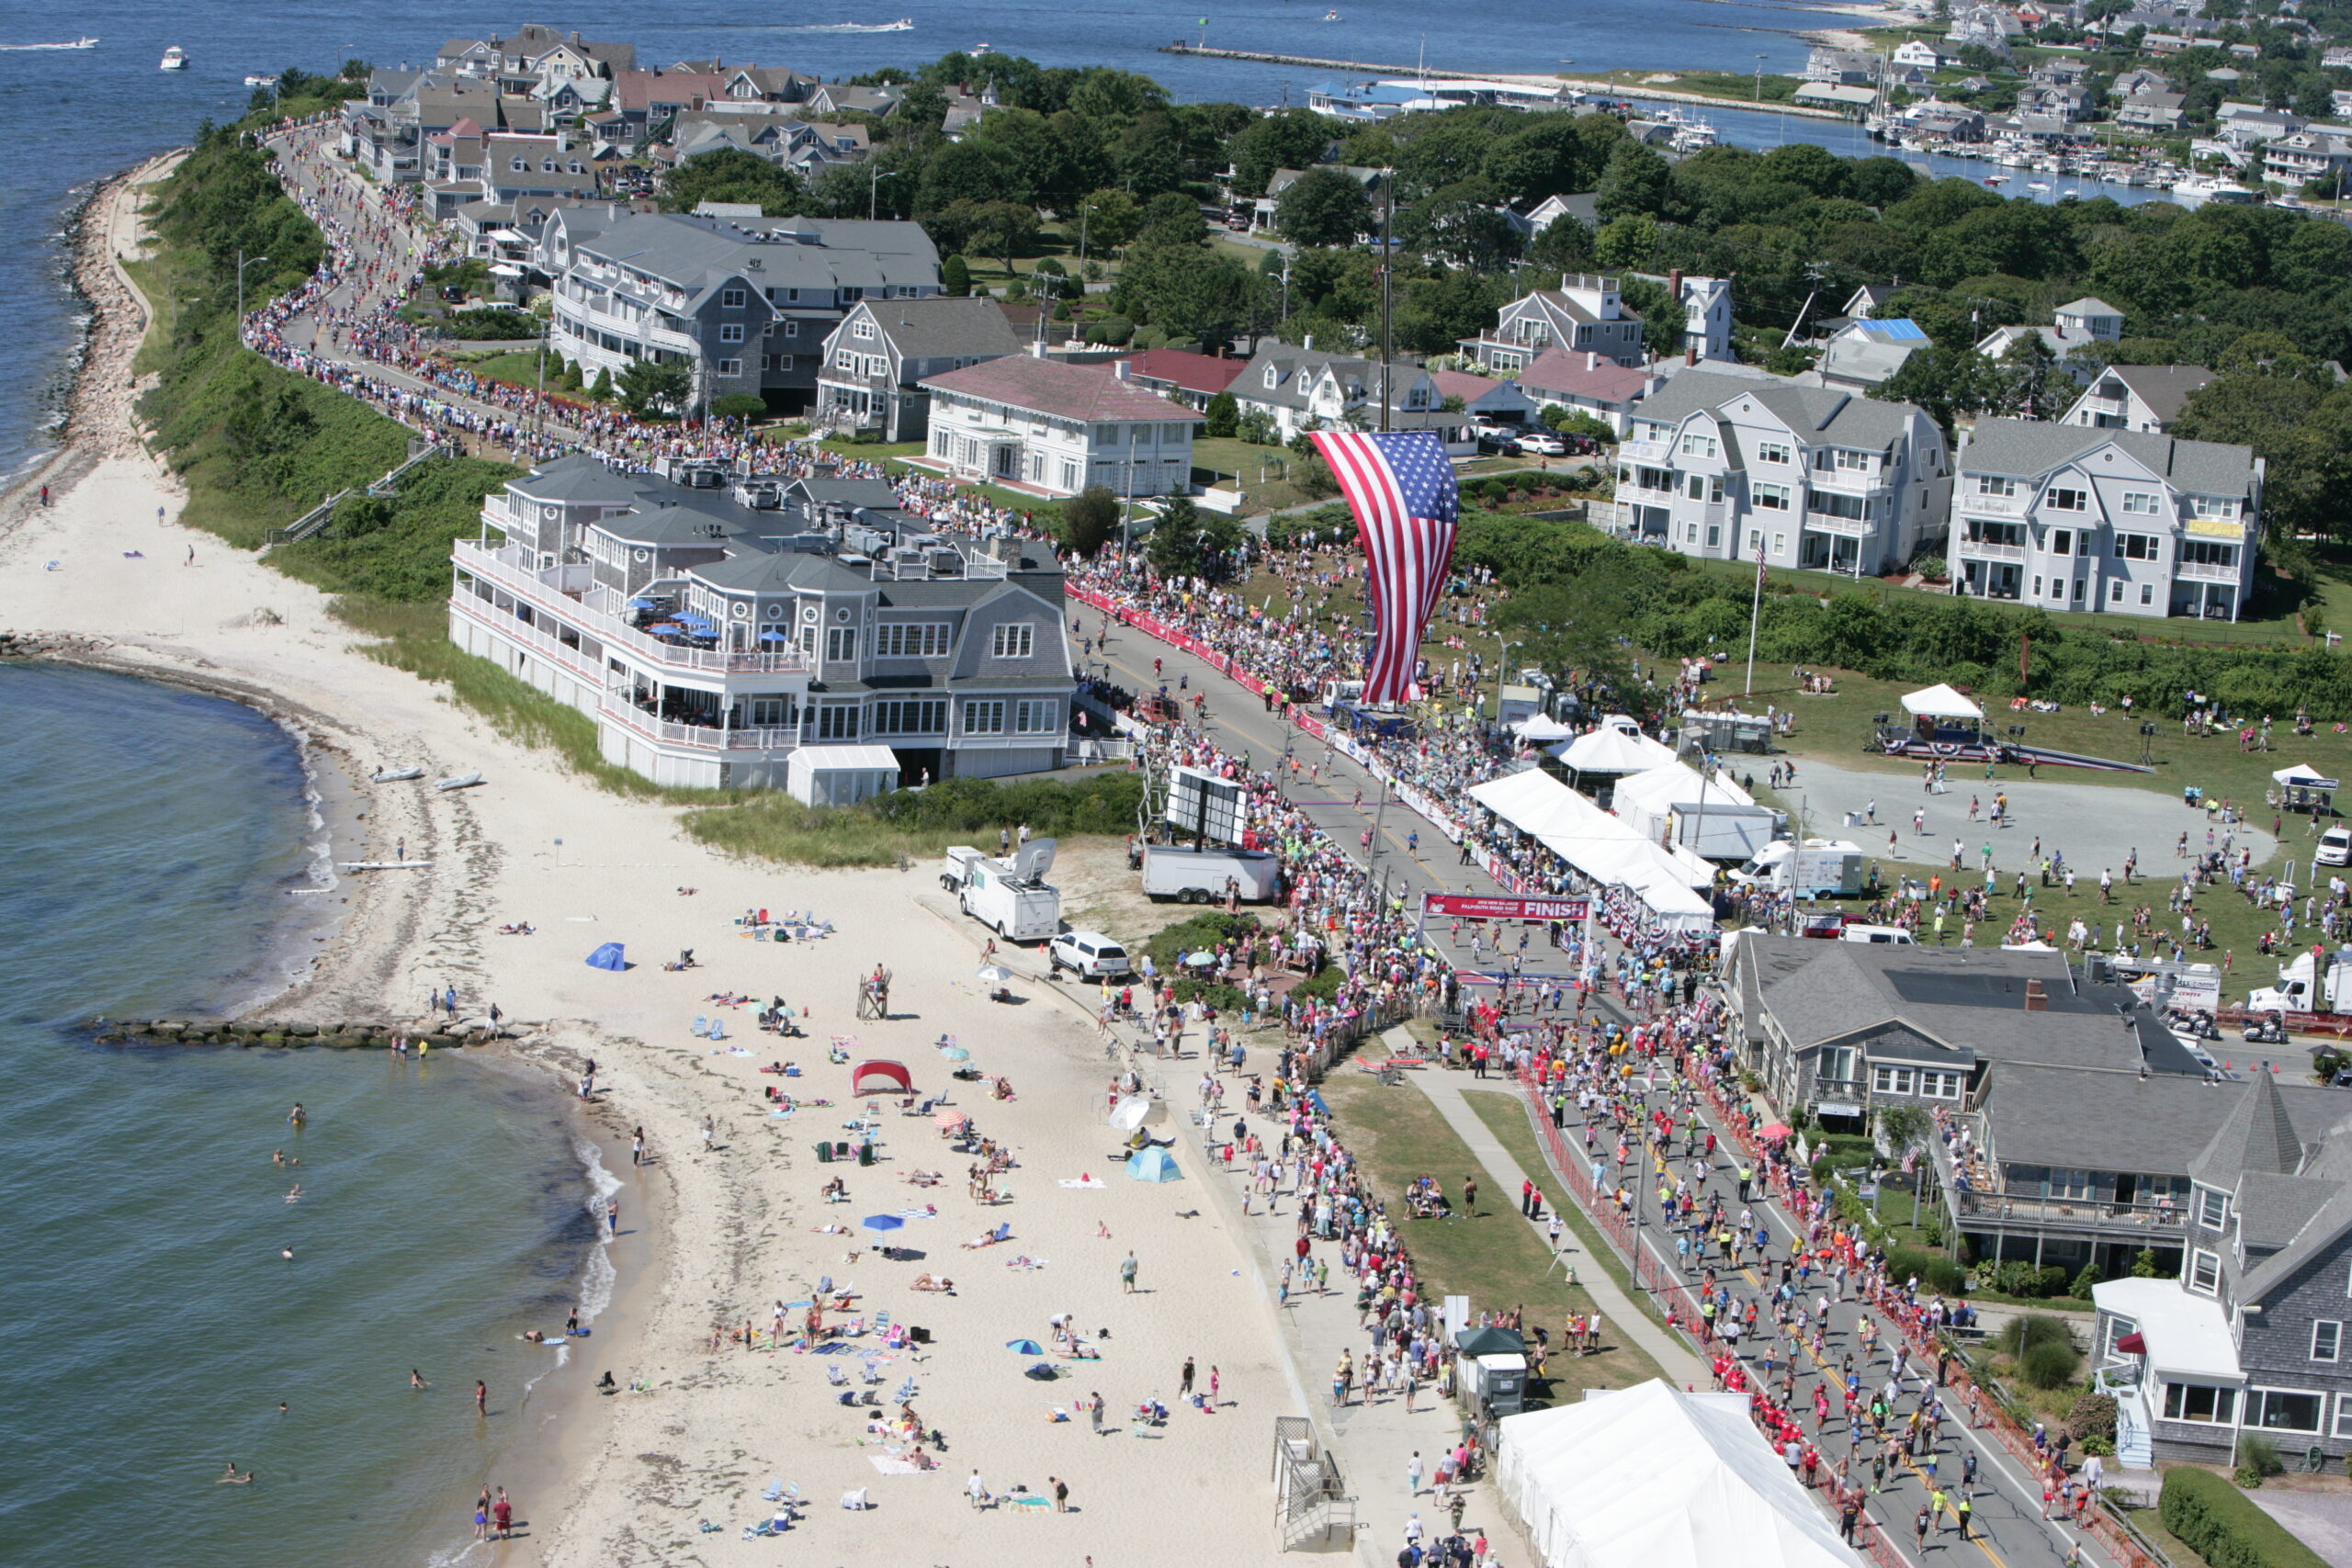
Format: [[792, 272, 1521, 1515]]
[[680, 770, 1142, 869], [1318, 1074, 1667, 1404]]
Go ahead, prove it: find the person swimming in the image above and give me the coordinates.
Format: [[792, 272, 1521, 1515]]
[[219, 1462, 254, 1484]]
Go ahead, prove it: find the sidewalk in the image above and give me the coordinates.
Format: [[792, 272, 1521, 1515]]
[[1408, 1055, 1708, 1388]]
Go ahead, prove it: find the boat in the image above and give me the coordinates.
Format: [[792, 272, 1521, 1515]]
[[1984, 174, 2008, 186], [244, 73, 277, 86], [2026, 181, 2051, 193], [1321, 7, 1341, 17], [159, 45, 187, 70], [370, 765, 425, 783], [969, 41, 993, 54], [2170, 175, 2257, 209], [432, 772, 484, 792]]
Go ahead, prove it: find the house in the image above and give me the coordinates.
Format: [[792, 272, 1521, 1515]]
[[2056, 296, 2126, 342], [1972, 297, 2123, 367], [2144, 32, 2198, 54], [2063, 364, 2217, 434], [1522, 193, 1600, 232], [543, 211, 942, 414], [1514, 350, 1665, 436], [1459, 274, 1647, 373], [1110, 348, 1250, 412], [1231, 344, 1475, 451], [1613, 367, 1951, 576], [2117, 88, 2189, 131], [1430, 369, 1535, 424], [1252, 165, 1385, 233], [1804, 47, 1878, 85], [1948, 4, 2017, 57], [813, 297, 1023, 443], [918, 354, 1202, 499], [720, 64, 819, 104], [804, 83, 904, 119], [2265, 130, 2352, 189], [1892, 39, 1954, 70], [2018, 80, 2097, 120], [1627, 271, 1736, 363], [1812, 334, 1926, 393], [450, 454, 1074, 790], [2092, 1069, 2352, 1468], [1950, 419, 2263, 619]]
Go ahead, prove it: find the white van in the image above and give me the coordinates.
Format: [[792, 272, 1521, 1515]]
[[1839, 924, 1917, 945]]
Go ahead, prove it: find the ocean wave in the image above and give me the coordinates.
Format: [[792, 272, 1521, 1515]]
[[573, 1134, 622, 1322]]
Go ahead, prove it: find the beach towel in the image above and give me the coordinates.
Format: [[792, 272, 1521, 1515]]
[[1057, 1175, 1108, 1189], [865, 1459, 920, 1476]]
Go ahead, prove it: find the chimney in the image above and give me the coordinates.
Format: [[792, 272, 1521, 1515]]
[[1685, 344, 1698, 367], [2024, 978, 2049, 1012], [1668, 266, 1683, 300], [1114, 357, 1130, 380], [1586, 351, 1598, 372]]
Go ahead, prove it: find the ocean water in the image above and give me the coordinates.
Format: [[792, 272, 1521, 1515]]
[[0, 661, 610, 1568], [0, 0, 2179, 484]]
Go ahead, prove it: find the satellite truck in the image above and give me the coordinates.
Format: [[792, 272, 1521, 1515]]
[[939, 837, 1061, 942]]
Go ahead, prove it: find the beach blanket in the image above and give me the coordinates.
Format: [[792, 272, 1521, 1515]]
[[1056, 1176, 1107, 1189], [867, 1456, 923, 1475]]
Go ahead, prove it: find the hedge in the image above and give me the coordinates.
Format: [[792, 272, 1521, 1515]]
[[2160, 1465, 2331, 1568]]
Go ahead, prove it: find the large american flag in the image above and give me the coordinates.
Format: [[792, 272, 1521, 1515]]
[[1309, 430, 1460, 704]]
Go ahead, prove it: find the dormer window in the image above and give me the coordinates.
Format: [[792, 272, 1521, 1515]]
[[1264, 366, 1279, 388], [2196, 1185, 2229, 1229]]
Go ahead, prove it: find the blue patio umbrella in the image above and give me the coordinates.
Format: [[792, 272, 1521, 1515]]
[[759, 629, 792, 642], [1004, 1337, 1044, 1355], [859, 1214, 905, 1235], [627, 596, 660, 608]]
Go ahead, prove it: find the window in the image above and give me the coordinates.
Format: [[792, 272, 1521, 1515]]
[[1871, 1065, 1917, 1096], [2164, 1383, 2236, 1424], [853, 319, 876, 340], [824, 626, 857, 662], [1705, 525, 1722, 549], [2246, 1389, 2325, 1433], [990, 623, 1034, 660], [1917, 1069, 1963, 1100], [2197, 1187, 2229, 1229], [1754, 483, 1791, 512], [2338, 1395, 2352, 1440], [2110, 581, 2125, 604], [719, 324, 745, 344], [1014, 699, 1058, 734], [962, 699, 1005, 735], [717, 359, 741, 376], [746, 695, 796, 727], [1815, 448, 1870, 472], [2115, 534, 2159, 560], [721, 288, 745, 308], [2121, 491, 2161, 515], [774, 355, 793, 370], [2314, 1321, 2343, 1363], [1976, 476, 2017, 498], [874, 622, 952, 658], [2190, 496, 2238, 521], [2050, 529, 2072, 556], [1746, 530, 1763, 556], [2188, 1249, 2221, 1294], [1684, 523, 1700, 545], [1757, 442, 1792, 466], [2142, 584, 2154, 605], [1773, 533, 1788, 556], [1679, 432, 1718, 459], [2048, 487, 2087, 511], [869, 698, 946, 735], [785, 321, 799, 338], [815, 705, 860, 740]]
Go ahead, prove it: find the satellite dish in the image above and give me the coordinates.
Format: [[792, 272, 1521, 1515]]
[[1012, 836, 1057, 882]]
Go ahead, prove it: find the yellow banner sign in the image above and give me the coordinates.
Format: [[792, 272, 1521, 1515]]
[[2184, 517, 2243, 539]]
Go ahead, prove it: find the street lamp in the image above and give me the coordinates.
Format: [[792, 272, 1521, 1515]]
[[1755, 53, 1768, 102], [235, 251, 271, 338]]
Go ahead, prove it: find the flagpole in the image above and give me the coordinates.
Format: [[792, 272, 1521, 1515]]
[[1744, 536, 1764, 698]]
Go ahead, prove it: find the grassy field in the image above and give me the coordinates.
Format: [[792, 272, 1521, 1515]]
[[1319, 1073, 1666, 1403]]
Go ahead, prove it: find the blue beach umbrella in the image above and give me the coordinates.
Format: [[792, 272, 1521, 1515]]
[[859, 1214, 904, 1235], [1004, 1337, 1044, 1355], [759, 629, 792, 642]]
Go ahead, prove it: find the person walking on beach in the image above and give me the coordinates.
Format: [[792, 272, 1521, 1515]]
[[967, 1469, 989, 1510], [1181, 1357, 1195, 1397], [493, 1488, 513, 1539], [631, 1129, 644, 1167], [474, 1487, 491, 1540], [1119, 1252, 1138, 1292], [475, 1380, 488, 1417], [606, 1199, 619, 1235]]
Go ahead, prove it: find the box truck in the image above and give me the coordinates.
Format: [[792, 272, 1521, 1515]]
[[1139, 844, 1282, 904], [1727, 839, 1866, 899]]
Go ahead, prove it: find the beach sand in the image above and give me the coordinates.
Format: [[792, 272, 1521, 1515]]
[[4, 163, 1301, 1564]]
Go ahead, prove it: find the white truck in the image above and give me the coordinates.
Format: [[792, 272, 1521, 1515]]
[[2246, 950, 2352, 1016], [1139, 843, 1282, 905], [1728, 838, 1866, 899], [940, 839, 1062, 942]]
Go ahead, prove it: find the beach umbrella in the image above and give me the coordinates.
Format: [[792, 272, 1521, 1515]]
[[1758, 1122, 1794, 1141], [584, 942, 627, 971], [1108, 1097, 1159, 1133], [859, 1214, 905, 1235], [1183, 951, 1218, 968], [933, 1110, 968, 1130], [759, 629, 791, 642], [1004, 1338, 1044, 1355], [976, 964, 1014, 986], [939, 1044, 971, 1062]]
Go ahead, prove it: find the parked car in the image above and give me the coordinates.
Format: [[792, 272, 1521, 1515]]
[[1048, 931, 1132, 979], [2319, 824, 2352, 867], [1513, 432, 1566, 457]]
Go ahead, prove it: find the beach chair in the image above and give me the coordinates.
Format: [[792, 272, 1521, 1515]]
[[826, 1364, 850, 1386], [860, 1359, 884, 1385], [840, 1488, 869, 1510], [761, 1479, 786, 1502]]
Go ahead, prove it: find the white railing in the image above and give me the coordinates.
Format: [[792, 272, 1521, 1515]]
[[1805, 466, 1884, 495], [1620, 438, 1672, 464], [2177, 559, 2240, 582], [452, 591, 606, 682], [1958, 490, 2030, 516], [1956, 539, 2027, 562], [597, 699, 801, 752], [1804, 512, 1873, 538], [455, 540, 810, 676]]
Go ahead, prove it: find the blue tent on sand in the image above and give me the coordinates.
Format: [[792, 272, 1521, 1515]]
[[585, 942, 627, 971], [1125, 1145, 1182, 1182]]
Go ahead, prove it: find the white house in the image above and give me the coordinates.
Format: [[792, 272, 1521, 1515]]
[[918, 352, 1201, 499], [2062, 365, 2217, 434], [1951, 421, 2263, 620], [1615, 368, 1951, 576], [1893, 39, 1954, 70], [1459, 274, 1649, 372], [1231, 343, 1476, 451]]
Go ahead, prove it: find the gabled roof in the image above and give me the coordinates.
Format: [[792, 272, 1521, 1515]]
[[1116, 348, 1249, 397], [512, 453, 645, 504], [1631, 367, 1924, 450], [1430, 368, 1509, 404], [920, 355, 1200, 424], [2087, 364, 2215, 425], [852, 295, 1023, 360], [1516, 348, 1657, 404], [1957, 418, 2259, 496]]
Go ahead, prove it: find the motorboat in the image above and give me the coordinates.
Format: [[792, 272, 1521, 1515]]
[[432, 772, 485, 791], [2026, 180, 2051, 193], [1321, 7, 1341, 17], [2170, 175, 2257, 209], [1984, 174, 2008, 186], [160, 46, 187, 70], [244, 73, 277, 86], [969, 41, 993, 54], [370, 765, 425, 783]]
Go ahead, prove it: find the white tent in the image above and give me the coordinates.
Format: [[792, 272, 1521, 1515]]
[[785, 745, 901, 807], [1496, 1380, 1867, 1568], [1899, 683, 1984, 721], [1465, 770, 1718, 931], [1513, 713, 1576, 742], [2273, 762, 2338, 790], [1555, 726, 1678, 776]]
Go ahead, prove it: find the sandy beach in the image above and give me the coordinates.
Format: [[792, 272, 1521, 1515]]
[[6, 160, 1304, 1565]]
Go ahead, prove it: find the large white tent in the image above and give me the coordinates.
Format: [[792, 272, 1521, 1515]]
[[1555, 726, 1678, 776], [1899, 683, 1984, 721], [1513, 713, 1577, 743], [1466, 770, 1716, 931], [1495, 1380, 1867, 1568], [1613, 762, 1774, 863]]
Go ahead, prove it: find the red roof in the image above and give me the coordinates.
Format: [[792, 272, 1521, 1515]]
[[1429, 368, 1505, 404], [1116, 348, 1247, 398], [1515, 348, 1658, 405], [922, 355, 1199, 424]]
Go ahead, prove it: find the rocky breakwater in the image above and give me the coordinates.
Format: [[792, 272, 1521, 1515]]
[[91, 1019, 535, 1048]]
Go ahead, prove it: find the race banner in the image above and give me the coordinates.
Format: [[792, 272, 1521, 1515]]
[[1424, 893, 1589, 921]]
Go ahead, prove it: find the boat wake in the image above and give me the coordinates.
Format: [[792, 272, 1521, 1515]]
[[774, 18, 914, 31], [0, 39, 98, 50]]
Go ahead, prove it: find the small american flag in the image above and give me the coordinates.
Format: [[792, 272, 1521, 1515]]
[[1755, 530, 1768, 590], [1310, 430, 1460, 704]]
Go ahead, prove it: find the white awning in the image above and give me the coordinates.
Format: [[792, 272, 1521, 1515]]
[[1900, 682, 1984, 720], [1514, 714, 1576, 742], [2092, 1278, 2243, 1382], [2273, 763, 2338, 790], [1465, 768, 1718, 931], [1555, 726, 1678, 775]]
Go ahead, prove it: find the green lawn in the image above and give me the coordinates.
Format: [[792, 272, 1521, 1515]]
[[458, 346, 554, 388], [1319, 1073, 1666, 1403]]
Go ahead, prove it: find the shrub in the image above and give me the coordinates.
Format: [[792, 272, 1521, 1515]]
[[2165, 1463, 2332, 1568], [2236, 1434, 2285, 1487], [2019, 1338, 2083, 1389], [1998, 1313, 2075, 1358], [2073, 1262, 2103, 1300], [1913, 554, 1949, 582], [2040, 1265, 2074, 1299], [1883, 1246, 1967, 1296], [709, 392, 767, 421], [2065, 1390, 2118, 1443]]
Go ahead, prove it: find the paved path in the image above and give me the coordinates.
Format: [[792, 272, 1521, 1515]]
[[1764, 756, 2275, 881], [2249, 1487, 2352, 1565], [1409, 1060, 1708, 1387]]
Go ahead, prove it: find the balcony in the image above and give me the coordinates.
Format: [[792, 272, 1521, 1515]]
[[455, 538, 810, 677], [598, 697, 800, 753], [1620, 438, 1672, 465], [1805, 466, 1886, 495], [1959, 490, 2031, 517], [1804, 511, 1874, 538], [2177, 559, 2241, 583], [1951, 1188, 2188, 1234], [1955, 538, 2028, 562]]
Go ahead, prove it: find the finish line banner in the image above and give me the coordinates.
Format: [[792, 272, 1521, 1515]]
[[1424, 893, 1589, 921]]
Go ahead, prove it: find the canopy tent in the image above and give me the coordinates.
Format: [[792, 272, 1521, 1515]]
[[1495, 1380, 1868, 1568], [1554, 726, 1678, 777], [1612, 762, 1774, 863], [584, 942, 627, 971], [1456, 1325, 1529, 1358], [786, 744, 900, 808], [1125, 1145, 1183, 1182], [1466, 770, 1718, 932], [850, 1059, 912, 1096], [1900, 683, 1984, 721], [1512, 714, 1576, 743], [2274, 762, 2338, 791]]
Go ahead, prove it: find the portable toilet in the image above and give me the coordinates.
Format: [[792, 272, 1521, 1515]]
[[1454, 1325, 1530, 1415]]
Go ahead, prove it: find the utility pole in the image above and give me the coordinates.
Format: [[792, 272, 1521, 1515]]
[[235, 251, 271, 342], [1378, 168, 1394, 432]]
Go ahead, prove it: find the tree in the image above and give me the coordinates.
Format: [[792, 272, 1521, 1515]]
[[1593, 142, 1675, 223], [1878, 1103, 1930, 1156], [1275, 166, 1371, 247], [1075, 188, 1142, 254], [1136, 190, 1206, 249], [1204, 389, 1239, 439], [1526, 215, 1594, 273], [616, 356, 693, 417], [1227, 108, 1337, 197], [590, 366, 615, 400], [1497, 578, 1637, 706], [710, 392, 767, 421], [1147, 496, 1245, 581], [1112, 244, 1261, 351], [1057, 485, 1121, 557], [941, 254, 972, 297], [967, 200, 1040, 271], [661, 149, 802, 216]]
